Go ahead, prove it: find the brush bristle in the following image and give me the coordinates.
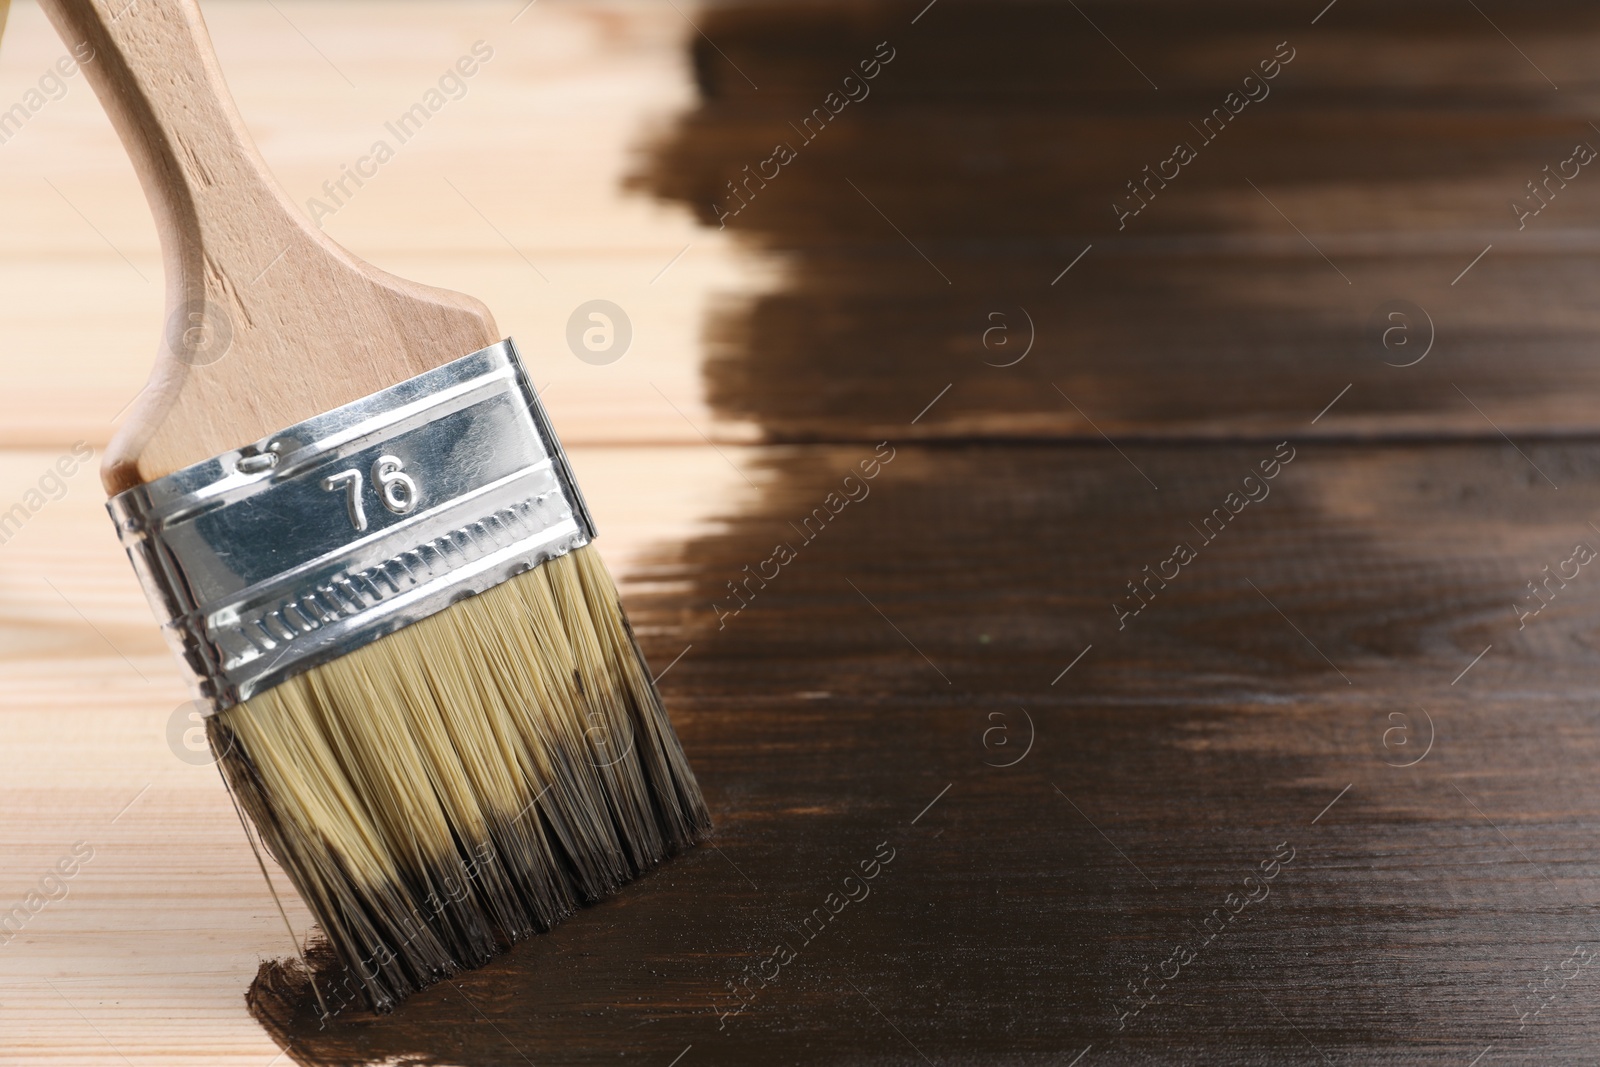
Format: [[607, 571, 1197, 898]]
[[208, 545, 710, 1013]]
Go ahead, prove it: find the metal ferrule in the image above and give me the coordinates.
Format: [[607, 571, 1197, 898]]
[[107, 339, 595, 712]]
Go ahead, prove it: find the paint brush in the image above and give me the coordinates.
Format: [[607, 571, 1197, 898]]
[[40, 0, 710, 1013]]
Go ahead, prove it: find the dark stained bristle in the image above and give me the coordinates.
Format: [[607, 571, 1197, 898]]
[[209, 544, 710, 1013]]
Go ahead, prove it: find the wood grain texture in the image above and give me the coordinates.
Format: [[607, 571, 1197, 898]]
[[640, 0, 1600, 443], [0, 3, 747, 1063], [0, 0, 759, 453], [5, 0, 1600, 1064], [37, 0, 498, 491], [254, 441, 1600, 1066]]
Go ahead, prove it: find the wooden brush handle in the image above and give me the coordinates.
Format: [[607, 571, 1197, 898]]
[[39, 0, 498, 493]]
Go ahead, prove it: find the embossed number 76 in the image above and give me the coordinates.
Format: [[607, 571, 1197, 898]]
[[321, 455, 419, 531]]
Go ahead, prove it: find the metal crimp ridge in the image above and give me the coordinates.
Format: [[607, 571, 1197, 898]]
[[107, 339, 595, 712]]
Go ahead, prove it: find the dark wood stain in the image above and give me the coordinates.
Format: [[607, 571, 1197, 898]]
[[257, 3, 1600, 1063], [640, 0, 1600, 443]]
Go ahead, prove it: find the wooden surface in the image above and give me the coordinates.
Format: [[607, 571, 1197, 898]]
[[261, 442, 1600, 1066], [0, 0, 761, 453], [648, 0, 1600, 445], [5, 1, 1600, 1064]]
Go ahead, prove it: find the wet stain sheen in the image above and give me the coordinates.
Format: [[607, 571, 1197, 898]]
[[254, 441, 1600, 1065]]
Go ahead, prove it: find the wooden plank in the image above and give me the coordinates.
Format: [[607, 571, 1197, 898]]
[[246, 440, 1600, 1065], [0, 0, 761, 452], [15, 436, 1599, 1066], [638, 0, 1600, 441]]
